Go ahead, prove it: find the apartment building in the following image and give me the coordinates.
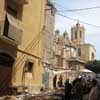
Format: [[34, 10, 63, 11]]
[[0, 0, 46, 95]]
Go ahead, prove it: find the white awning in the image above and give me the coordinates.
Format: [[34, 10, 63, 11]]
[[80, 69, 92, 73], [53, 69, 72, 75]]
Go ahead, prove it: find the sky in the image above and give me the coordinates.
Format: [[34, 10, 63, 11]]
[[53, 0, 100, 59]]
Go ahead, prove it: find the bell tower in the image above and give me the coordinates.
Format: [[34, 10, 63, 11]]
[[71, 22, 85, 46]]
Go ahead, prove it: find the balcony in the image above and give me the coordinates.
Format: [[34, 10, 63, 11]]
[[0, 13, 22, 46]]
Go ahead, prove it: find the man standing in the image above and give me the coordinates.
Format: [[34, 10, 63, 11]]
[[88, 79, 99, 100], [65, 79, 72, 100]]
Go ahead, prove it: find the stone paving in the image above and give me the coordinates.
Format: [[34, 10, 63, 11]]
[[0, 88, 90, 100]]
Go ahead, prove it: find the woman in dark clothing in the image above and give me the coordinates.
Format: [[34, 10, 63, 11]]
[[65, 79, 72, 100], [88, 79, 99, 100], [53, 75, 57, 89], [75, 80, 83, 100], [71, 78, 83, 100], [58, 75, 63, 87]]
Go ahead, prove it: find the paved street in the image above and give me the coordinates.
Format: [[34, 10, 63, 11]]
[[0, 0, 100, 99]]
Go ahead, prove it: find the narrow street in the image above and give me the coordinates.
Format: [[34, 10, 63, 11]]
[[0, 0, 100, 99]]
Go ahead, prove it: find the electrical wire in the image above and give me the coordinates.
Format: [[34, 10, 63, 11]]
[[58, 6, 100, 12], [46, 2, 100, 28], [57, 12, 100, 28], [54, 2, 100, 12]]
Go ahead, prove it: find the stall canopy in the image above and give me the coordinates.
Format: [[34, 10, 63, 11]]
[[53, 69, 72, 75], [79, 69, 93, 73]]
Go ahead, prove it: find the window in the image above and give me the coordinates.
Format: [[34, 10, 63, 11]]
[[75, 31, 77, 39], [80, 31, 82, 38], [3, 16, 9, 37], [78, 48, 81, 56], [92, 52, 95, 60], [25, 61, 34, 73]]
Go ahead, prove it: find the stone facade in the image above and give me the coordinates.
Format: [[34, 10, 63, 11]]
[[0, 0, 20, 96], [77, 44, 96, 62], [50, 22, 96, 85], [0, 0, 96, 94], [0, 0, 46, 94], [71, 22, 96, 61], [12, 0, 46, 93], [71, 22, 85, 45], [42, 0, 56, 90], [43, 0, 56, 65]]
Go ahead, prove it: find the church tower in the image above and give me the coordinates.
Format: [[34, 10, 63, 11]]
[[71, 22, 85, 46]]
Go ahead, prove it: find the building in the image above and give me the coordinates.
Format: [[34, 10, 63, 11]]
[[43, 0, 56, 90], [53, 30, 70, 69], [51, 30, 85, 85], [71, 22, 96, 61], [0, 0, 46, 95], [50, 22, 96, 86], [0, 0, 96, 94], [0, 0, 23, 96], [43, 0, 56, 66]]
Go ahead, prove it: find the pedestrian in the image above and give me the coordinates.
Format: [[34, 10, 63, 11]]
[[53, 75, 57, 89], [88, 79, 99, 100], [71, 78, 83, 100], [4, 96, 18, 100], [64, 79, 72, 100], [58, 75, 63, 88], [75, 78, 83, 100]]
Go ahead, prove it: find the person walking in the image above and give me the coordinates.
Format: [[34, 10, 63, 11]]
[[53, 75, 57, 89], [64, 79, 72, 100], [88, 79, 99, 100], [58, 75, 63, 88], [72, 78, 83, 100]]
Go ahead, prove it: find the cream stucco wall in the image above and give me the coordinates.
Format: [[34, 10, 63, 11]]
[[11, 0, 46, 92], [0, 0, 17, 58]]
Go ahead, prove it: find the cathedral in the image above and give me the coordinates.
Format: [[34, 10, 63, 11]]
[[53, 22, 96, 67], [71, 22, 96, 62], [49, 22, 96, 87]]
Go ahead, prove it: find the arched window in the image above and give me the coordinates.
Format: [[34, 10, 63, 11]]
[[92, 52, 95, 60], [78, 48, 81, 56], [25, 61, 34, 73], [75, 31, 77, 39], [80, 31, 82, 38], [3, 16, 9, 37], [53, 75, 57, 88]]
